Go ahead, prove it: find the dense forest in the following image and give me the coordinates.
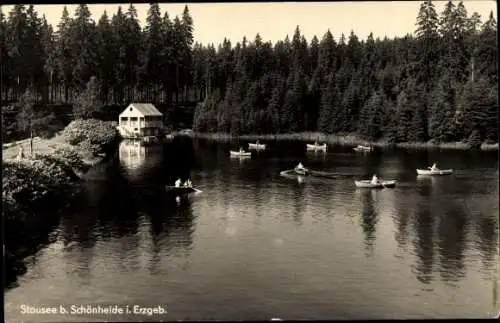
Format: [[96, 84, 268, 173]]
[[0, 1, 498, 146]]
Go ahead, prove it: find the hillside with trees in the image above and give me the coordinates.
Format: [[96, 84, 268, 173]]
[[0, 1, 497, 147]]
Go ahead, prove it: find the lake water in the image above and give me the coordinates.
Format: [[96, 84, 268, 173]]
[[4, 138, 499, 321]]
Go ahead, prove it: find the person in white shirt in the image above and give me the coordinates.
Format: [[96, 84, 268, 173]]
[[371, 174, 378, 185], [430, 163, 438, 171], [175, 178, 182, 188]]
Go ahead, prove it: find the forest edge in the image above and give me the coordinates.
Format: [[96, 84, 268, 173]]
[[185, 132, 499, 151]]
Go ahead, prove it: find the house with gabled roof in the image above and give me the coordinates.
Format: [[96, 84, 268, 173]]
[[118, 103, 164, 137]]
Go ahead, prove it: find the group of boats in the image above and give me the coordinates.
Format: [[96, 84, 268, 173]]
[[165, 140, 455, 196], [230, 141, 329, 157], [229, 142, 378, 157], [283, 162, 453, 189]]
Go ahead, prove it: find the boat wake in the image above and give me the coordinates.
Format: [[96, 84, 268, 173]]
[[280, 168, 356, 179]]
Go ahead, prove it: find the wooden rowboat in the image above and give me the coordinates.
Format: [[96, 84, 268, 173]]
[[353, 145, 373, 152], [248, 143, 266, 150], [230, 150, 251, 157], [306, 143, 327, 151], [165, 186, 198, 195], [354, 180, 397, 188], [416, 169, 453, 176]]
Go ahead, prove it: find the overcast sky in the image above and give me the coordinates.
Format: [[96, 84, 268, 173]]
[[1, 2, 497, 44]]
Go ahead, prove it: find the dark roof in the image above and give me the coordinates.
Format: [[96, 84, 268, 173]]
[[128, 103, 163, 116]]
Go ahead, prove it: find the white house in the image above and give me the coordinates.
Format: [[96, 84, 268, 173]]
[[118, 103, 164, 137]]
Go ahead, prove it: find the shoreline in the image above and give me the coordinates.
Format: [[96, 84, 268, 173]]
[[3, 119, 119, 287], [183, 132, 499, 151]]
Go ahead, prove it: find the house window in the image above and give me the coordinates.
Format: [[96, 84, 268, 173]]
[[130, 107, 133, 111], [130, 117, 138, 121], [120, 117, 128, 121]]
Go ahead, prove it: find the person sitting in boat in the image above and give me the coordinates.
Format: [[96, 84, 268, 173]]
[[371, 174, 379, 185], [256, 140, 260, 144], [186, 179, 193, 188], [314, 141, 319, 146], [295, 162, 306, 172], [430, 162, 438, 171], [175, 178, 182, 188], [239, 147, 244, 153]]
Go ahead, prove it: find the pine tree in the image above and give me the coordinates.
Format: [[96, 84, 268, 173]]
[[72, 76, 102, 119], [96, 11, 115, 103], [71, 4, 98, 90]]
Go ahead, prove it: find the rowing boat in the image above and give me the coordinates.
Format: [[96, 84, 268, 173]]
[[165, 186, 198, 195], [306, 143, 327, 151], [416, 169, 453, 176], [294, 168, 307, 175], [230, 150, 251, 157], [354, 180, 397, 188], [280, 168, 339, 179], [248, 143, 266, 150], [353, 145, 373, 152]]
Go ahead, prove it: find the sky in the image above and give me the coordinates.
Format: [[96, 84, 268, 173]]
[[1, 2, 497, 45]]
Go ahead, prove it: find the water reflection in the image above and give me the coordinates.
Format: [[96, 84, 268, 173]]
[[118, 140, 165, 181], [411, 185, 435, 285], [437, 203, 468, 284], [357, 190, 379, 256], [392, 189, 412, 258], [119, 139, 146, 170], [5, 138, 499, 320], [476, 216, 498, 276]]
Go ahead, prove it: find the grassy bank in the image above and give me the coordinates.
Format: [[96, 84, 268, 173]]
[[186, 132, 499, 151], [2, 118, 118, 287]]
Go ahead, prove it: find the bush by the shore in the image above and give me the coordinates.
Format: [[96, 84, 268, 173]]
[[3, 118, 120, 286], [61, 118, 118, 156], [3, 118, 118, 217]]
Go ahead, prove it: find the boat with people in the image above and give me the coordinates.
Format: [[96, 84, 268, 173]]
[[306, 142, 327, 151], [230, 148, 252, 157], [355, 180, 397, 188], [416, 162, 453, 176], [353, 145, 373, 152], [293, 162, 308, 175], [166, 178, 200, 195], [248, 140, 266, 150], [280, 163, 339, 179], [355, 174, 396, 188]]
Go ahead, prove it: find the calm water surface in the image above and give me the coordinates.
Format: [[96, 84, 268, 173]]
[[5, 138, 499, 321]]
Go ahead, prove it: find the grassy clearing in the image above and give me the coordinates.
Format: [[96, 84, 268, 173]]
[[186, 132, 499, 151]]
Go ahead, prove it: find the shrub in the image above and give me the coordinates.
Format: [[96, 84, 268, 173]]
[[61, 118, 117, 155], [2, 156, 79, 207], [52, 145, 89, 173]]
